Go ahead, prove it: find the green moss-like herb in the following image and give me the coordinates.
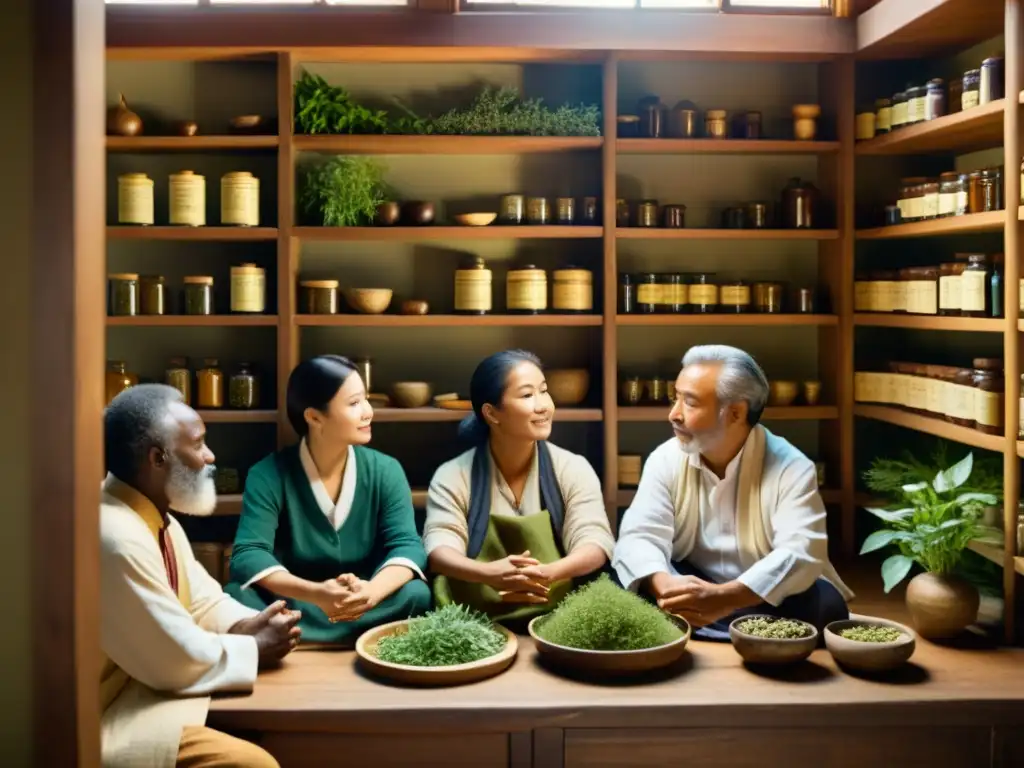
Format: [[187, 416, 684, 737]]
[[428, 87, 601, 137], [535, 574, 683, 651], [839, 625, 904, 643], [299, 156, 387, 227], [374, 604, 507, 667], [735, 617, 813, 640]]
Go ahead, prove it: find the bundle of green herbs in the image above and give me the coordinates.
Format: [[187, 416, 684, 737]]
[[838, 625, 904, 643], [734, 617, 812, 640], [299, 156, 387, 227], [535, 574, 683, 651], [374, 604, 507, 667]]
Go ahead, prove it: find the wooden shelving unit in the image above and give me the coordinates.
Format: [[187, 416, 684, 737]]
[[107, 226, 279, 241], [617, 139, 840, 154], [856, 211, 1005, 240], [854, 314, 1005, 332], [853, 405, 1007, 452], [107, 315, 279, 327], [293, 135, 603, 154], [617, 314, 837, 327], [107, 136, 279, 152], [293, 225, 604, 241], [616, 228, 839, 241], [295, 314, 603, 327], [854, 99, 1005, 156]]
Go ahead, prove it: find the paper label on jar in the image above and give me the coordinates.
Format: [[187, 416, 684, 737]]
[[896, 199, 908, 220], [948, 383, 975, 421], [876, 107, 892, 132], [938, 192, 956, 217], [974, 390, 1003, 428], [909, 97, 925, 123], [907, 375, 929, 408], [889, 373, 910, 408], [960, 270, 987, 312], [962, 90, 980, 110], [920, 192, 939, 219], [927, 378, 948, 416], [689, 285, 719, 305], [637, 284, 661, 305], [875, 281, 894, 313], [854, 372, 877, 403], [455, 283, 492, 312], [907, 281, 937, 315], [904, 196, 922, 220], [720, 285, 751, 306], [667, 283, 688, 305], [892, 281, 908, 312], [856, 112, 876, 140], [893, 102, 907, 126], [230, 273, 265, 313], [854, 281, 870, 312], [956, 190, 969, 214], [939, 275, 962, 311], [553, 283, 592, 311]]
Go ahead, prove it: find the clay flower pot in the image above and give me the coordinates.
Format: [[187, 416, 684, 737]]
[[904, 571, 979, 640]]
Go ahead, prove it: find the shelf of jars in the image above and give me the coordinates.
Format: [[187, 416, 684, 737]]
[[107, 315, 278, 327], [108, 226, 279, 241], [618, 406, 838, 422], [853, 314, 1003, 332], [292, 136, 604, 154], [856, 210, 1005, 239], [617, 314, 836, 327], [854, 405, 1005, 452], [296, 314, 601, 327], [292, 225, 603, 242], [616, 139, 840, 155], [854, 99, 1005, 157], [107, 136, 280, 152], [616, 228, 838, 241]]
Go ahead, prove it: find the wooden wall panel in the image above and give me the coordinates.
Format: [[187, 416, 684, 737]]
[[261, 732, 510, 768]]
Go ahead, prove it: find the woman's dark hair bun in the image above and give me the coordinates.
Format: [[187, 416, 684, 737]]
[[462, 349, 542, 445], [285, 354, 359, 438]]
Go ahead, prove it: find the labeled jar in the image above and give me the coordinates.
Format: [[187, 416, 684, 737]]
[[220, 171, 259, 227], [526, 197, 550, 225], [636, 273, 659, 314], [619, 273, 636, 314], [300, 279, 339, 315], [636, 200, 659, 228], [140, 275, 166, 316], [169, 170, 206, 227], [980, 56, 1004, 104], [740, 111, 762, 139], [902, 266, 938, 315], [938, 172, 962, 217], [854, 276, 872, 312], [939, 261, 966, 316], [230, 263, 265, 313], [105, 361, 138, 405], [657, 273, 685, 313], [183, 276, 214, 315], [688, 274, 718, 313], [980, 167, 1002, 211], [196, 358, 224, 409], [754, 282, 784, 313], [638, 97, 666, 138], [620, 375, 642, 406], [662, 204, 685, 229], [961, 254, 990, 317], [875, 97, 892, 134], [616, 115, 640, 138], [797, 287, 816, 314], [962, 69, 981, 110], [967, 170, 985, 213], [165, 357, 192, 405], [705, 110, 728, 139], [891, 91, 908, 130], [500, 194, 525, 224], [108, 273, 139, 316], [117, 173, 154, 225], [972, 358, 1003, 435], [644, 377, 669, 404], [948, 78, 964, 114], [507, 265, 547, 313], [720, 281, 752, 313], [668, 103, 698, 139], [855, 109, 876, 141], [947, 367, 977, 428], [580, 196, 599, 224], [919, 178, 940, 219], [454, 257, 492, 315], [552, 267, 593, 313], [956, 172, 971, 215], [555, 197, 575, 225], [615, 199, 630, 228], [891, 269, 908, 313], [925, 79, 946, 121], [229, 363, 260, 410], [898, 177, 925, 221], [746, 202, 768, 229], [906, 86, 927, 124]]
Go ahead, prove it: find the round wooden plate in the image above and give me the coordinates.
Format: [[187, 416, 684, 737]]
[[355, 619, 518, 686], [528, 614, 691, 675]]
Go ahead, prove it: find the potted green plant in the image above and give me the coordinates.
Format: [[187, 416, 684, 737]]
[[861, 449, 1003, 640]]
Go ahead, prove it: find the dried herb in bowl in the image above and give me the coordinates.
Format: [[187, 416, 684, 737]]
[[374, 604, 506, 667], [535, 574, 684, 651], [735, 617, 813, 640], [839, 625, 904, 643]]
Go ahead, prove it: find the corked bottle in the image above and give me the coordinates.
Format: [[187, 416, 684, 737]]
[[454, 257, 492, 315], [506, 265, 548, 314], [971, 358, 1004, 436], [551, 267, 593, 313]]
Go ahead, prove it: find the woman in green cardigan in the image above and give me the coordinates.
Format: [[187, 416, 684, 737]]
[[424, 349, 614, 626], [226, 354, 430, 645]]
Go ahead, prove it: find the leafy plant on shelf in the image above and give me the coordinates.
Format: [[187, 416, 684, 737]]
[[294, 72, 392, 135], [429, 86, 601, 136], [300, 156, 387, 227], [860, 448, 1003, 593]]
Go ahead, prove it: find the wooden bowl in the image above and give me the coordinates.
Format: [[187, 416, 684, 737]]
[[824, 616, 916, 674], [367, 393, 391, 409], [343, 288, 393, 315], [375, 202, 400, 226], [546, 369, 590, 406], [401, 201, 435, 226], [768, 380, 799, 407], [728, 615, 818, 666], [454, 212, 497, 227], [355, 619, 518, 687], [436, 399, 472, 411], [528, 614, 690, 676], [400, 299, 430, 315], [229, 114, 263, 132], [391, 381, 432, 408]]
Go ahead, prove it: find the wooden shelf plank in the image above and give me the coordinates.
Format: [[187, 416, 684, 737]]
[[107, 315, 278, 327], [106, 135, 279, 152], [196, 410, 278, 424], [616, 228, 838, 241], [855, 314, 1004, 332], [854, 405, 1005, 452], [213, 494, 243, 516], [372, 407, 602, 423], [617, 139, 839, 155], [854, 100, 1004, 156], [294, 226, 603, 241], [297, 314, 602, 328], [619, 406, 838, 422], [967, 541, 1024, 576], [618, 314, 837, 327], [293, 135, 603, 154], [616, 487, 842, 507], [107, 226, 278, 241], [856, 0, 1006, 59], [856, 211, 1005, 240]]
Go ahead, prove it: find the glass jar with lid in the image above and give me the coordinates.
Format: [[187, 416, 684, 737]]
[[925, 79, 946, 121], [947, 367, 977, 428], [960, 254, 990, 317], [105, 361, 138, 405], [300, 280, 339, 315], [165, 357, 192, 405], [981, 167, 1003, 211], [938, 172, 962, 218], [906, 86, 927, 124], [229, 363, 260, 410], [656, 273, 685, 313], [939, 261, 966, 316], [705, 110, 728, 139], [972, 358, 1004, 435], [720, 281, 752, 313], [962, 69, 981, 110], [184, 276, 214, 315], [891, 270, 908, 313], [948, 78, 963, 114], [636, 200, 659, 228], [875, 97, 892, 134], [197, 358, 224, 409], [891, 91, 908, 130], [898, 178, 925, 222], [636, 273, 659, 314], [903, 267, 938, 315], [688, 274, 718, 314], [754, 282, 784, 314], [919, 178, 940, 219], [980, 56, 1004, 104], [108, 273, 139, 317]]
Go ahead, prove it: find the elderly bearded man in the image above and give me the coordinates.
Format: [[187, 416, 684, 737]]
[[100, 384, 300, 768], [612, 345, 853, 641]]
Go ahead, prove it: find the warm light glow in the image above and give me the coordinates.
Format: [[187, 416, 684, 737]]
[[728, 0, 828, 7], [105, 0, 198, 4], [466, 0, 635, 6], [638, 0, 719, 7]]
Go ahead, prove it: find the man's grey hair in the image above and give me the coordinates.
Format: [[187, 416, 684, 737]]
[[681, 345, 769, 426], [104, 384, 185, 482]]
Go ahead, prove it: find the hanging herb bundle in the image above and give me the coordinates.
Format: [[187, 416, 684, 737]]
[[535, 574, 683, 651], [429, 87, 601, 136], [299, 156, 387, 227], [374, 604, 507, 667]]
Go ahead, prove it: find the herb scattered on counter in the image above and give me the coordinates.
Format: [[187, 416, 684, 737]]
[[429, 87, 601, 136], [734, 617, 813, 640], [839, 625, 904, 643], [535, 574, 683, 651], [300, 156, 387, 227], [374, 604, 507, 667]]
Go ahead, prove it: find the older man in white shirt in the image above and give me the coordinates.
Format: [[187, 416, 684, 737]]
[[613, 345, 853, 641]]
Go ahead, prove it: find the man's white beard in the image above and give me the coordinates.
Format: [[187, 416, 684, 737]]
[[676, 415, 726, 457], [166, 456, 217, 517]]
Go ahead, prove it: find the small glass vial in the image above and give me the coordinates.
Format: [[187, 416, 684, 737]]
[[990, 253, 1004, 318], [619, 273, 636, 314], [196, 358, 224, 409], [183, 276, 214, 316]]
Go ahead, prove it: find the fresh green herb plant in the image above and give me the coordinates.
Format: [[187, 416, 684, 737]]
[[429, 87, 601, 136], [535, 574, 683, 651], [838, 625, 904, 643], [860, 450, 1003, 593], [374, 604, 506, 667], [734, 617, 812, 640], [299, 156, 387, 227], [294, 72, 391, 135]]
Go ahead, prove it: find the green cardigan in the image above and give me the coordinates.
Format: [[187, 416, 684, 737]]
[[229, 445, 427, 588]]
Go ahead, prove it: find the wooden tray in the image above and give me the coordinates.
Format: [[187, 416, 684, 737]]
[[528, 614, 691, 675], [355, 619, 518, 686]]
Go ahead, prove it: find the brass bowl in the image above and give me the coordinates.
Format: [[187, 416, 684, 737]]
[[343, 288, 393, 315], [400, 299, 430, 315], [375, 202, 400, 226], [401, 201, 435, 226], [546, 369, 590, 406], [229, 114, 263, 132], [454, 212, 497, 227], [768, 380, 799, 407], [391, 381, 433, 408]]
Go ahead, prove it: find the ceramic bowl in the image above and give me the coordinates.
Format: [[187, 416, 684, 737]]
[[375, 201, 401, 226], [729, 615, 818, 666], [454, 212, 497, 227], [343, 288, 393, 315], [546, 369, 590, 406], [229, 114, 263, 132], [768, 380, 799, 407], [391, 381, 433, 408], [402, 201, 435, 226], [400, 299, 430, 315], [824, 616, 916, 673]]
